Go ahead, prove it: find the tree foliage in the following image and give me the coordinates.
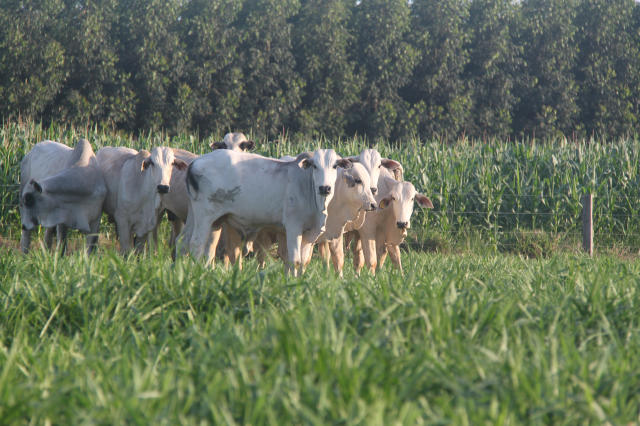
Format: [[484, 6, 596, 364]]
[[0, 0, 638, 141]]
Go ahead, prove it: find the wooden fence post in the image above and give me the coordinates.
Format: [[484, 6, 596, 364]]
[[581, 194, 593, 256]]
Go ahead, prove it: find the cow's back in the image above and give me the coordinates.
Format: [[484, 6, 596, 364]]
[[20, 140, 73, 193], [189, 151, 293, 228]]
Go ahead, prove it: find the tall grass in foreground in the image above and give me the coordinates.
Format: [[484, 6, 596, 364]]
[[2, 121, 640, 253], [1, 248, 640, 423]]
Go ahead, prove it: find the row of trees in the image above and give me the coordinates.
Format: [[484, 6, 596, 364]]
[[1, 0, 639, 141]]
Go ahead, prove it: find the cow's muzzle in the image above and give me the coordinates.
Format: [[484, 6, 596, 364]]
[[396, 221, 408, 229], [367, 203, 377, 211], [157, 185, 170, 194], [318, 185, 331, 196]]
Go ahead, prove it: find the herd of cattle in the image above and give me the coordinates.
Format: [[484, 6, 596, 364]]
[[18, 133, 433, 276]]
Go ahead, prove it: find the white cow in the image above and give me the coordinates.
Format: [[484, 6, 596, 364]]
[[96, 146, 188, 253], [19, 139, 106, 254], [349, 174, 433, 275], [19, 140, 73, 253], [210, 132, 255, 152], [254, 162, 377, 274], [157, 135, 258, 258], [181, 149, 352, 276]]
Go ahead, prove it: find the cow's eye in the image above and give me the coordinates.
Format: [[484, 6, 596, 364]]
[[332, 164, 338, 169], [355, 178, 362, 184], [24, 193, 35, 207]]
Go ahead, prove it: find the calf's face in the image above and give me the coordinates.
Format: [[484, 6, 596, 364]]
[[142, 147, 188, 194], [379, 181, 433, 235], [343, 163, 377, 211], [301, 149, 352, 210]]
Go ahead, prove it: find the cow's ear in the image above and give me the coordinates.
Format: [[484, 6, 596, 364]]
[[335, 158, 353, 169], [415, 193, 434, 209], [239, 140, 255, 151], [173, 159, 188, 171], [382, 159, 403, 178], [343, 173, 356, 187], [142, 158, 153, 171], [295, 152, 312, 169], [29, 179, 43, 193], [378, 196, 394, 209], [381, 158, 402, 170], [210, 141, 227, 150], [345, 156, 360, 163]]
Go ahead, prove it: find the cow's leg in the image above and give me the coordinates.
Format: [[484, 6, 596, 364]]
[[351, 235, 365, 275], [204, 226, 222, 267], [189, 208, 222, 266], [134, 233, 148, 254], [328, 236, 345, 277], [317, 240, 330, 269], [376, 236, 388, 271], [56, 224, 68, 256], [254, 231, 272, 268], [20, 228, 31, 254], [169, 220, 183, 261], [344, 231, 354, 252], [86, 220, 100, 255], [44, 227, 55, 250], [387, 244, 403, 274], [177, 211, 194, 258], [277, 232, 288, 262], [285, 227, 303, 276], [300, 240, 314, 272], [224, 225, 243, 270], [361, 237, 377, 275], [169, 218, 183, 252], [116, 216, 132, 254]]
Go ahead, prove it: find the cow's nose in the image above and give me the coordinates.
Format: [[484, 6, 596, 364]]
[[319, 185, 331, 196], [157, 185, 170, 194], [21, 224, 27, 231], [396, 221, 408, 229], [369, 202, 377, 211], [371, 187, 377, 195]]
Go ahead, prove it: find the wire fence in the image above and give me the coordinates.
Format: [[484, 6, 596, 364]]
[[1, 185, 639, 255]]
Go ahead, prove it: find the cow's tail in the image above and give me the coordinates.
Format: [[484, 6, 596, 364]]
[[186, 160, 199, 198]]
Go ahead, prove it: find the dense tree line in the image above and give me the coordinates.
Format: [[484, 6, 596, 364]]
[[1, 0, 639, 141]]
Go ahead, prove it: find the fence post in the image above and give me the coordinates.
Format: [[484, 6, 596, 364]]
[[581, 193, 593, 256]]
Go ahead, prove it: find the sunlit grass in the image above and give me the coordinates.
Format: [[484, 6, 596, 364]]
[[1, 247, 640, 423]]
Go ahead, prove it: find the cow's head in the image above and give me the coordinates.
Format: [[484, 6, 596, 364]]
[[298, 149, 352, 210], [20, 179, 50, 231], [347, 149, 403, 196], [210, 132, 256, 152], [378, 181, 433, 235], [342, 163, 377, 212], [141, 147, 188, 194]]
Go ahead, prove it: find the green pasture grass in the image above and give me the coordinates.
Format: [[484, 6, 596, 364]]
[[1, 247, 640, 424]]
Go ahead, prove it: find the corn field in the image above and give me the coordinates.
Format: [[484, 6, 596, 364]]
[[1, 121, 639, 254]]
